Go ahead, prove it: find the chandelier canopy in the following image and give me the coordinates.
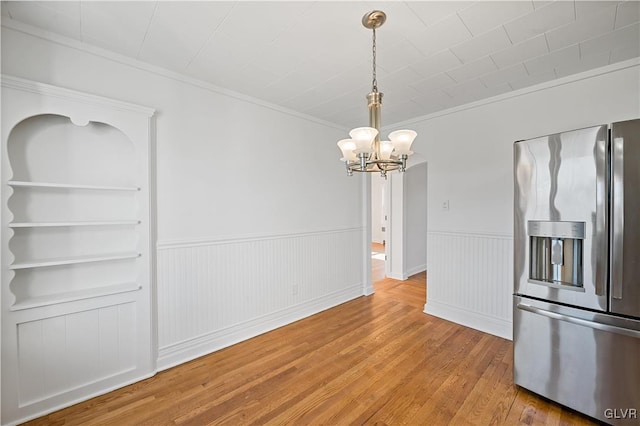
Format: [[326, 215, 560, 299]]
[[337, 11, 417, 178]]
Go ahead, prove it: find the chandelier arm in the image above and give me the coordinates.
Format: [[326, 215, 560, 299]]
[[348, 163, 399, 171]]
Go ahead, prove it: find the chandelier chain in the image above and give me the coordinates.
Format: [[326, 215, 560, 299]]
[[372, 27, 378, 93]]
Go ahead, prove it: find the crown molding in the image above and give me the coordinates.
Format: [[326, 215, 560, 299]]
[[0, 18, 349, 132], [385, 57, 640, 130], [5, 15, 636, 134], [1, 74, 156, 116]]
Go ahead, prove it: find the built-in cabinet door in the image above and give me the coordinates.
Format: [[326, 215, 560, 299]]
[[610, 118, 640, 318]]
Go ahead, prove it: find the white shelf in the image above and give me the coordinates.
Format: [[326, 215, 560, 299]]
[[8, 180, 140, 191], [9, 252, 141, 270], [10, 282, 142, 311], [8, 220, 140, 228]]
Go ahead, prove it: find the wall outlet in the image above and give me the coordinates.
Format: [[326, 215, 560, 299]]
[[442, 200, 450, 210]]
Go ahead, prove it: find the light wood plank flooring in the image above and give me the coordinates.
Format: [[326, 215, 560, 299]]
[[371, 242, 386, 282], [25, 271, 599, 425]]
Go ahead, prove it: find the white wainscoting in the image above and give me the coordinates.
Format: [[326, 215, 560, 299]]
[[16, 302, 137, 407], [156, 227, 364, 370], [425, 231, 513, 340]]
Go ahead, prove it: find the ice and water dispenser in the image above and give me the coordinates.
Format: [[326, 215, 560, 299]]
[[528, 221, 585, 291]]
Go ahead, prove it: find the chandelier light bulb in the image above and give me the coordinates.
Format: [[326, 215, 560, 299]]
[[379, 141, 394, 160], [349, 127, 378, 154], [337, 139, 357, 162], [388, 129, 417, 156]]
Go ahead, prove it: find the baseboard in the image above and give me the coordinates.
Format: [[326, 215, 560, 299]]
[[386, 264, 426, 282], [157, 284, 363, 371], [6, 371, 156, 426], [406, 264, 426, 277], [424, 299, 512, 340], [387, 272, 407, 281]]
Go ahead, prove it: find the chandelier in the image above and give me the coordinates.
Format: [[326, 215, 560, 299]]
[[337, 10, 417, 178]]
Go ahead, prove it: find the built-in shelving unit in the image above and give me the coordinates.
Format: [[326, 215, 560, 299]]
[[5, 114, 142, 308], [2, 76, 155, 425]]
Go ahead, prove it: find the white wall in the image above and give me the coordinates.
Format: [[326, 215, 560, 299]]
[[385, 163, 428, 281], [404, 162, 427, 277], [371, 174, 385, 244], [1, 26, 364, 372], [388, 61, 640, 339], [385, 172, 404, 280]]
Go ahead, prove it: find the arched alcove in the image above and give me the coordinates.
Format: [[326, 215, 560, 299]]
[[6, 114, 140, 307], [8, 114, 136, 185]]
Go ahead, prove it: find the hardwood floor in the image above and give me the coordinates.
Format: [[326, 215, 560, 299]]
[[371, 242, 385, 282], [25, 271, 599, 425]]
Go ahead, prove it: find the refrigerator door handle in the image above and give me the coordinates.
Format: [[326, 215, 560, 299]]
[[595, 138, 607, 296], [611, 137, 624, 300], [517, 303, 640, 339]]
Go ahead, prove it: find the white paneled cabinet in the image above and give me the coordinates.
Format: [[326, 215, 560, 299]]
[[1, 76, 155, 425]]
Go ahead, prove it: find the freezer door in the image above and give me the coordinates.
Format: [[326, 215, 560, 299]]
[[610, 118, 640, 318], [513, 296, 640, 425], [514, 125, 608, 311]]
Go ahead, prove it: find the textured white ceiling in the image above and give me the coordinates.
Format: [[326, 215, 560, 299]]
[[2, 1, 639, 127]]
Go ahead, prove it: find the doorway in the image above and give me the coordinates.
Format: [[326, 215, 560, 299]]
[[371, 241, 386, 282], [371, 173, 387, 282], [367, 160, 428, 290]]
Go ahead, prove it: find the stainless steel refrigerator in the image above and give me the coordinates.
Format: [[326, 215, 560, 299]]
[[514, 118, 640, 425]]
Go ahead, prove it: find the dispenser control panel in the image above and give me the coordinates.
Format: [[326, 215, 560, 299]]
[[528, 221, 585, 239]]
